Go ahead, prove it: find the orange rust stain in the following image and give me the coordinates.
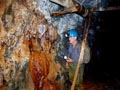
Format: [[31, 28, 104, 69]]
[[30, 51, 49, 90], [0, 0, 7, 15], [42, 79, 60, 90]]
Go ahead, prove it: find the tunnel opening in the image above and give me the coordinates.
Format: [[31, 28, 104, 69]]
[[84, 10, 120, 83]]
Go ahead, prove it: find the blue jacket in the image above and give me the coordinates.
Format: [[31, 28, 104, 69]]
[[67, 42, 81, 63]]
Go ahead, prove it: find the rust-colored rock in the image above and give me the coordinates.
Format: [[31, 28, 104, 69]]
[[30, 51, 49, 90]]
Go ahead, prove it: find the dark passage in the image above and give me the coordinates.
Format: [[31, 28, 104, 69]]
[[83, 10, 120, 90]]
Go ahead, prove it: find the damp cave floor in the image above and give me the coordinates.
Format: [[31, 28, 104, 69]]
[[82, 71, 120, 90], [0, 72, 120, 90]]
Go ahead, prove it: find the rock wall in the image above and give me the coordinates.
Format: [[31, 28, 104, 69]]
[[0, 0, 61, 90], [0, 0, 108, 90]]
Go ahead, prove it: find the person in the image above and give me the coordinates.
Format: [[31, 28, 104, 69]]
[[64, 29, 90, 90]]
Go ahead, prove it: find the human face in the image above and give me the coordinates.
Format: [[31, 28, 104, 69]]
[[69, 37, 77, 45]]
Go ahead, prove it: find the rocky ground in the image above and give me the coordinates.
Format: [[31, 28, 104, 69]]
[[1, 73, 120, 90], [83, 77, 120, 90]]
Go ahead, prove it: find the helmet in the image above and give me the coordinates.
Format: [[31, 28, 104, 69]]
[[68, 29, 78, 38]]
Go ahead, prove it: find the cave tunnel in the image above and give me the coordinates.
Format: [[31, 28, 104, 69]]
[[0, 0, 120, 90], [85, 9, 120, 84]]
